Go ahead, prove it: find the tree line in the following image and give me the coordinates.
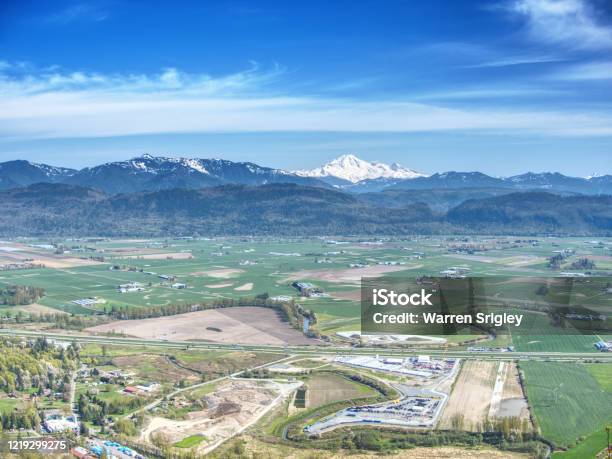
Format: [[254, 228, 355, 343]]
[[0, 285, 45, 305]]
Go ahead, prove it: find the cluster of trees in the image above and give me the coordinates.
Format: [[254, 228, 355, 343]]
[[570, 257, 596, 270], [547, 253, 567, 270], [239, 368, 271, 379], [77, 391, 146, 428], [0, 404, 40, 431], [0, 311, 106, 331], [0, 285, 45, 305], [548, 255, 597, 271], [113, 417, 139, 436], [277, 298, 317, 332], [0, 337, 77, 394]]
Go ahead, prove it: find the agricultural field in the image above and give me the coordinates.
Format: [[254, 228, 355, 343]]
[[439, 360, 499, 431], [300, 372, 376, 408], [512, 334, 603, 353], [520, 361, 612, 450], [0, 235, 609, 351], [440, 360, 531, 431], [86, 306, 316, 345], [586, 363, 612, 392]]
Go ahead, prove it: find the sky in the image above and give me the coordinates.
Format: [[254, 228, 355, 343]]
[[0, 0, 611, 176]]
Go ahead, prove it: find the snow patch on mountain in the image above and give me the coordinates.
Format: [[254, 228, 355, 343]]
[[28, 162, 75, 177], [113, 155, 211, 175], [293, 154, 427, 183]]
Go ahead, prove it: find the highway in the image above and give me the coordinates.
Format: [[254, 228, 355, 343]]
[[1, 328, 611, 362]]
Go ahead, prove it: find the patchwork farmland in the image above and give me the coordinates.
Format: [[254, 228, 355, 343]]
[[0, 236, 611, 458], [1, 235, 610, 345]]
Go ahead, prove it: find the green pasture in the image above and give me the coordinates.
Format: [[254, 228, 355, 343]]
[[520, 361, 612, 449]]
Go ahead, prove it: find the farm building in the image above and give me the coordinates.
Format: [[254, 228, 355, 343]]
[[292, 281, 323, 297], [117, 282, 145, 293]]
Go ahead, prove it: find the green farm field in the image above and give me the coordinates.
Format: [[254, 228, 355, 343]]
[[520, 361, 612, 450], [0, 236, 610, 349]]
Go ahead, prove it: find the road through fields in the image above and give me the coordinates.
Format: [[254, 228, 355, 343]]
[[1, 328, 610, 362]]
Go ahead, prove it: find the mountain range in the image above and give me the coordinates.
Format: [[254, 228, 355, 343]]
[[0, 183, 610, 237], [0, 154, 610, 236], [0, 155, 328, 194], [1, 154, 610, 195]]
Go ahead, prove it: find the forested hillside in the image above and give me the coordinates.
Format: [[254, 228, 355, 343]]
[[0, 184, 610, 236]]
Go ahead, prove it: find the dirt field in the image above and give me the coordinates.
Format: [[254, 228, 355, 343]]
[[86, 307, 316, 345], [0, 243, 103, 268], [0, 252, 101, 268], [112, 353, 201, 384], [498, 256, 547, 267], [191, 268, 244, 278], [9, 303, 69, 315], [439, 360, 498, 431], [329, 290, 361, 301], [141, 379, 300, 454], [234, 282, 253, 291], [496, 363, 531, 422], [205, 283, 234, 288], [286, 264, 419, 284]]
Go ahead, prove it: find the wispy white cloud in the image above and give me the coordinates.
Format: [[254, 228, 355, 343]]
[[0, 61, 285, 96], [467, 55, 564, 68], [1, 63, 611, 139], [508, 0, 612, 50], [46, 3, 110, 24], [551, 60, 612, 79], [413, 87, 566, 100], [407, 42, 564, 69]]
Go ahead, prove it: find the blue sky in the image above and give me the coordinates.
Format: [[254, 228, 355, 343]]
[[0, 0, 611, 175]]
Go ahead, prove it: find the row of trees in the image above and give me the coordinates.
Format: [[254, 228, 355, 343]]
[[0, 285, 45, 305], [103, 293, 317, 334], [1, 311, 105, 330], [449, 413, 531, 440]]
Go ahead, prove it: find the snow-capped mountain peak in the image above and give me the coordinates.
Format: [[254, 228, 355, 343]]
[[293, 154, 427, 183], [115, 155, 211, 175]]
